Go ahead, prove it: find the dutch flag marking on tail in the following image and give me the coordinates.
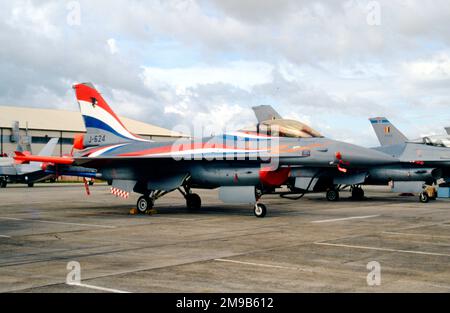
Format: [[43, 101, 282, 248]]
[[73, 82, 149, 147]]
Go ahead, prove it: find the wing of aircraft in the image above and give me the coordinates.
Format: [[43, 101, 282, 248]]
[[369, 117, 409, 146]]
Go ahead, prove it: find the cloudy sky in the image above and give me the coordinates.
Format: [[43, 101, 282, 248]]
[[2, 0, 450, 146]]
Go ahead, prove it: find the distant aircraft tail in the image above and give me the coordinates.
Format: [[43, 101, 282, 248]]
[[38, 138, 59, 156], [72, 82, 146, 147], [445, 127, 450, 135], [15, 138, 59, 168], [369, 117, 408, 146], [252, 105, 282, 123]]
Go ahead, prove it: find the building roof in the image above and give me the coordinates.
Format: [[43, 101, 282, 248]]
[[0, 106, 186, 137]]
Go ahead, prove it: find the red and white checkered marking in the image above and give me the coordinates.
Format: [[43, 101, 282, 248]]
[[110, 187, 129, 199]]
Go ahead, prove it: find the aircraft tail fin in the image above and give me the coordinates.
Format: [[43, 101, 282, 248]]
[[37, 138, 59, 156], [252, 105, 282, 123], [369, 117, 408, 146], [72, 82, 145, 147], [445, 127, 450, 135]]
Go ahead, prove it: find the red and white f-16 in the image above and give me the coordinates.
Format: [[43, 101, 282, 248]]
[[15, 83, 399, 217]]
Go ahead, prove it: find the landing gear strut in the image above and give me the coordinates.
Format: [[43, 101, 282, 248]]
[[134, 183, 267, 218], [254, 203, 267, 218], [177, 185, 202, 210]]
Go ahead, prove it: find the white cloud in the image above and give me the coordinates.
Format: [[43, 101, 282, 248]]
[[142, 61, 274, 91], [5, 0, 61, 39], [2, 1, 450, 147], [404, 52, 450, 81]]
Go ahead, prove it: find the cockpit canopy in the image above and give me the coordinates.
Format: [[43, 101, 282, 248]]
[[421, 136, 450, 148], [241, 119, 323, 138]]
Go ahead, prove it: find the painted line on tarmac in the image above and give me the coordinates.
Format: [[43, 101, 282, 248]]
[[311, 215, 379, 223], [0, 217, 115, 229], [383, 231, 450, 239], [0, 235, 11, 238], [67, 282, 130, 293], [214, 258, 312, 272], [314, 242, 450, 257]]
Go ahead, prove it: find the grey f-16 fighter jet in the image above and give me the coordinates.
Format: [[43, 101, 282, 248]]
[[1, 138, 59, 188], [368, 117, 450, 201], [247, 107, 449, 203]]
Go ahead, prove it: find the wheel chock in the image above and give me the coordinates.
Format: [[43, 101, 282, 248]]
[[129, 208, 139, 215], [145, 209, 157, 215]]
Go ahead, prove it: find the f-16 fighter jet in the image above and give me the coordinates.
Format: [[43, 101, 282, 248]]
[[16, 83, 403, 217], [247, 107, 449, 203], [369, 117, 450, 201], [1, 138, 59, 188]]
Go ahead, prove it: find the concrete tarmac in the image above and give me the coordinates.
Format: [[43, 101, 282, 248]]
[[0, 183, 449, 292]]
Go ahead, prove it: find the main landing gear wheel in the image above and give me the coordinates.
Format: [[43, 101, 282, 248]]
[[326, 189, 340, 201], [0, 179, 7, 188], [27, 183, 34, 188], [186, 193, 201, 210], [254, 203, 267, 218], [351, 187, 364, 200], [137, 196, 154, 213], [419, 192, 429, 203]]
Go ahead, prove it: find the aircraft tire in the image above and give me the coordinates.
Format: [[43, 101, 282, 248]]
[[137, 196, 153, 213], [254, 203, 267, 218], [326, 189, 340, 201], [351, 187, 364, 200], [27, 183, 34, 188], [186, 193, 201, 210], [419, 192, 429, 203], [0, 179, 7, 188]]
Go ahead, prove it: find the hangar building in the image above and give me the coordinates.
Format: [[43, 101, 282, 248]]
[[0, 106, 185, 156]]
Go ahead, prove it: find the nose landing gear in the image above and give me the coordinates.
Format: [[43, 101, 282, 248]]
[[254, 203, 267, 218]]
